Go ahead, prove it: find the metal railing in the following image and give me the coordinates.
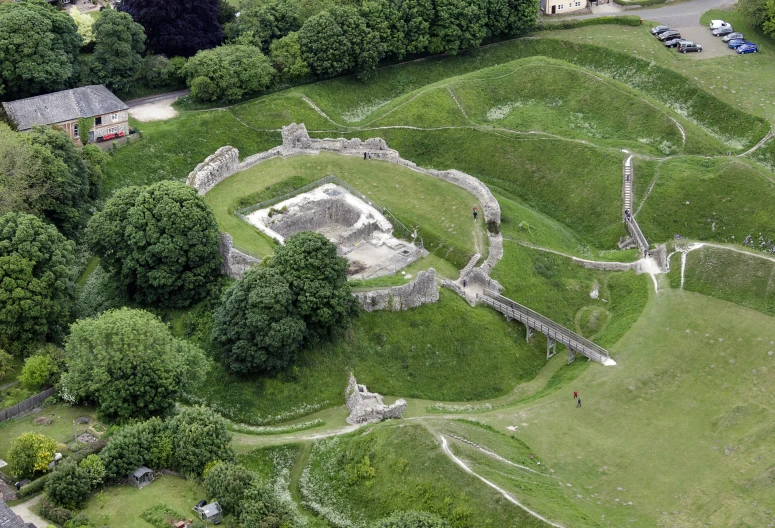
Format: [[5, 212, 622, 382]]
[[235, 175, 423, 248], [478, 289, 611, 364], [626, 216, 649, 252]]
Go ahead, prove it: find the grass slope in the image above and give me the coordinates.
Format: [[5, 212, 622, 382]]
[[481, 288, 775, 526], [636, 157, 775, 244], [190, 290, 545, 425]]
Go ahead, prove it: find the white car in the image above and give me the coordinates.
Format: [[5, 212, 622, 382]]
[[709, 20, 731, 30]]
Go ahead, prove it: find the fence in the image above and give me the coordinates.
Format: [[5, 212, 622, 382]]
[[0, 387, 56, 422], [235, 175, 423, 249]]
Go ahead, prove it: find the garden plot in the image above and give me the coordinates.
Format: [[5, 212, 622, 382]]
[[245, 184, 426, 279]]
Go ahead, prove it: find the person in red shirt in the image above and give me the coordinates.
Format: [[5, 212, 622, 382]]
[[573, 390, 578, 399]]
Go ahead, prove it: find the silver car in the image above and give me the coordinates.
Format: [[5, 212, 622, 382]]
[[722, 32, 743, 42]]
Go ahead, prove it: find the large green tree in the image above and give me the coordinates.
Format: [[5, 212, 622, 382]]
[[483, 0, 537, 37], [361, 0, 434, 60], [24, 126, 91, 235], [737, 0, 770, 28], [45, 459, 93, 510], [0, 0, 80, 99], [0, 212, 75, 353], [269, 32, 311, 81], [98, 417, 168, 479], [183, 44, 275, 103], [0, 123, 43, 217], [167, 406, 235, 476], [86, 181, 222, 308], [271, 231, 359, 344], [238, 0, 301, 52], [212, 267, 306, 374], [9, 432, 57, 478], [63, 308, 208, 421], [92, 9, 146, 93], [428, 0, 486, 54], [204, 462, 256, 513]]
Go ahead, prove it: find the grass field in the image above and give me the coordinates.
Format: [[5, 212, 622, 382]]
[[203, 153, 487, 266]]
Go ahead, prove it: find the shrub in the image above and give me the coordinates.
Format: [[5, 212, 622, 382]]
[[63, 513, 97, 528], [19, 354, 58, 391], [184, 44, 275, 102], [168, 406, 235, 476], [203, 462, 256, 513], [99, 418, 167, 479], [237, 478, 297, 528], [141, 505, 185, 528], [78, 455, 106, 488], [45, 459, 93, 509], [0, 349, 14, 380], [17, 473, 50, 499], [10, 433, 57, 478], [38, 497, 73, 526]]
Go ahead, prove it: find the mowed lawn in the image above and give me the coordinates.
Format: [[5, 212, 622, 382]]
[[203, 152, 487, 262], [481, 287, 775, 526], [79, 475, 235, 528]]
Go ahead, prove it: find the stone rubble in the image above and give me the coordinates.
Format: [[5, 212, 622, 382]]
[[345, 373, 406, 425], [354, 269, 439, 312]]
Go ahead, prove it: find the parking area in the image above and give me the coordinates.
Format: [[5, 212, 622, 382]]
[[672, 26, 730, 59]]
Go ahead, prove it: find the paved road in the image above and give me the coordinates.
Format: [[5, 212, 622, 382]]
[[571, 0, 735, 27], [126, 89, 189, 108]]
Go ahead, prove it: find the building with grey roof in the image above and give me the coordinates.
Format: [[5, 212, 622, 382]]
[[0, 499, 31, 528], [2, 85, 129, 144]]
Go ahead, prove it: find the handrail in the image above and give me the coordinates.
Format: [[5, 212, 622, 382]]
[[479, 289, 611, 363], [626, 216, 649, 252]]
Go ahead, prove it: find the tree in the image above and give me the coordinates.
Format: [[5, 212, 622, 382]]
[[428, 0, 486, 54], [19, 354, 57, 390], [374, 511, 450, 528], [24, 125, 91, 235], [184, 45, 275, 103], [80, 145, 110, 200], [0, 212, 76, 353], [0, 0, 80, 99], [737, 0, 771, 28], [9, 432, 57, 478], [168, 406, 235, 476], [92, 9, 146, 93], [271, 232, 359, 344], [238, 478, 297, 528], [0, 124, 43, 218], [204, 462, 256, 513], [119, 0, 222, 57], [86, 181, 222, 308], [217, 0, 238, 25], [270, 32, 311, 81], [98, 417, 167, 478], [483, 0, 537, 37], [69, 8, 94, 47], [212, 267, 306, 374], [239, 0, 301, 51], [64, 308, 208, 421], [299, 6, 381, 77], [764, 0, 775, 36], [78, 455, 106, 488], [0, 349, 13, 380], [45, 459, 92, 509]]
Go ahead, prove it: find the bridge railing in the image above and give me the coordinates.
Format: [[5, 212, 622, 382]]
[[479, 289, 611, 363], [626, 216, 649, 252]]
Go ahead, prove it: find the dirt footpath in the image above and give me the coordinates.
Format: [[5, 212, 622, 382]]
[[11, 494, 47, 527], [128, 96, 180, 122]]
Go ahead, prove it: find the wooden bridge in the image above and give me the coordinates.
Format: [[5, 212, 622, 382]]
[[477, 289, 616, 366]]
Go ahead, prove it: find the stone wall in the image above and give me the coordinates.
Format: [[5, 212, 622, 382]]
[[186, 146, 240, 195], [219, 233, 260, 279], [354, 268, 439, 312], [345, 374, 406, 425]]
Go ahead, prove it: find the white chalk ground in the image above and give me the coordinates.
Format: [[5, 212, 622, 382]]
[[128, 97, 179, 122]]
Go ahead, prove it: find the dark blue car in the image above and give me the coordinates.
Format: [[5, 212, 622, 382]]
[[737, 43, 759, 54], [728, 39, 751, 49]]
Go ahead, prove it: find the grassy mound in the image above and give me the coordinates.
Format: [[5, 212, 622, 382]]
[[203, 152, 487, 267], [635, 157, 775, 245], [187, 290, 546, 425], [680, 245, 775, 317]]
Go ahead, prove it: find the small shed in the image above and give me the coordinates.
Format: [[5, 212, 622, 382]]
[[193, 502, 222, 524], [129, 466, 155, 489]]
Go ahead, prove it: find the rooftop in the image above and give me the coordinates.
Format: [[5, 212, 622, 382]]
[[2, 85, 128, 131]]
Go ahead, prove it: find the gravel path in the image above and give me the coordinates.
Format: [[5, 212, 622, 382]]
[[11, 494, 47, 528]]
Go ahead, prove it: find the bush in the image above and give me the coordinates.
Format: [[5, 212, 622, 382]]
[[0, 349, 14, 380], [374, 511, 450, 528], [78, 455, 106, 488], [19, 354, 58, 391], [203, 462, 256, 513], [45, 459, 93, 509], [38, 496, 73, 526], [99, 418, 167, 479], [10, 433, 58, 478], [63, 513, 97, 528], [17, 473, 50, 499], [537, 15, 642, 30], [141, 505, 185, 528], [168, 406, 235, 476], [184, 44, 275, 102]]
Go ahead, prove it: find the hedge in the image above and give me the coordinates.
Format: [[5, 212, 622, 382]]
[[538, 15, 642, 30]]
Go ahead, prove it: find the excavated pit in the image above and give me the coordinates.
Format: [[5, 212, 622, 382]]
[[245, 184, 426, 279]]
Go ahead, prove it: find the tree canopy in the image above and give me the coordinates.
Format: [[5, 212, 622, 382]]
[[272, 231, 360, 343], [63, 307, 208, 421], [239, 0, 301, 51], [0, 123, 43, 218], [10, 432, 57, 478], [0, 212, 76, 353], [167, 406, 235, 476], [119, 0, 222, 57], [86, 181, 222, 308], [212, 267, 306, 374], [0, 0, 80, 100], [184, 44, 275, 103], [92, 9, 146, 93]]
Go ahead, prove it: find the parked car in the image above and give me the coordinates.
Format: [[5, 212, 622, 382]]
[[737, 43, 759, 54], [658, 30, 681, 41], [722, 32, 744, 42], [712, 26, 734, 37], [678, 42, 703, 53], [728, 39, 752, 49], [651, 25, 670, 35], [709, 20, 731, 30], [664, 38, 689, 48]]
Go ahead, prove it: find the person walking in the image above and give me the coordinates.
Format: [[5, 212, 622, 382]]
[[473, 206, 478, 222], [573, 390, 578, 399], [577, 398, 582, 408], [363, 152, 367, 160]]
